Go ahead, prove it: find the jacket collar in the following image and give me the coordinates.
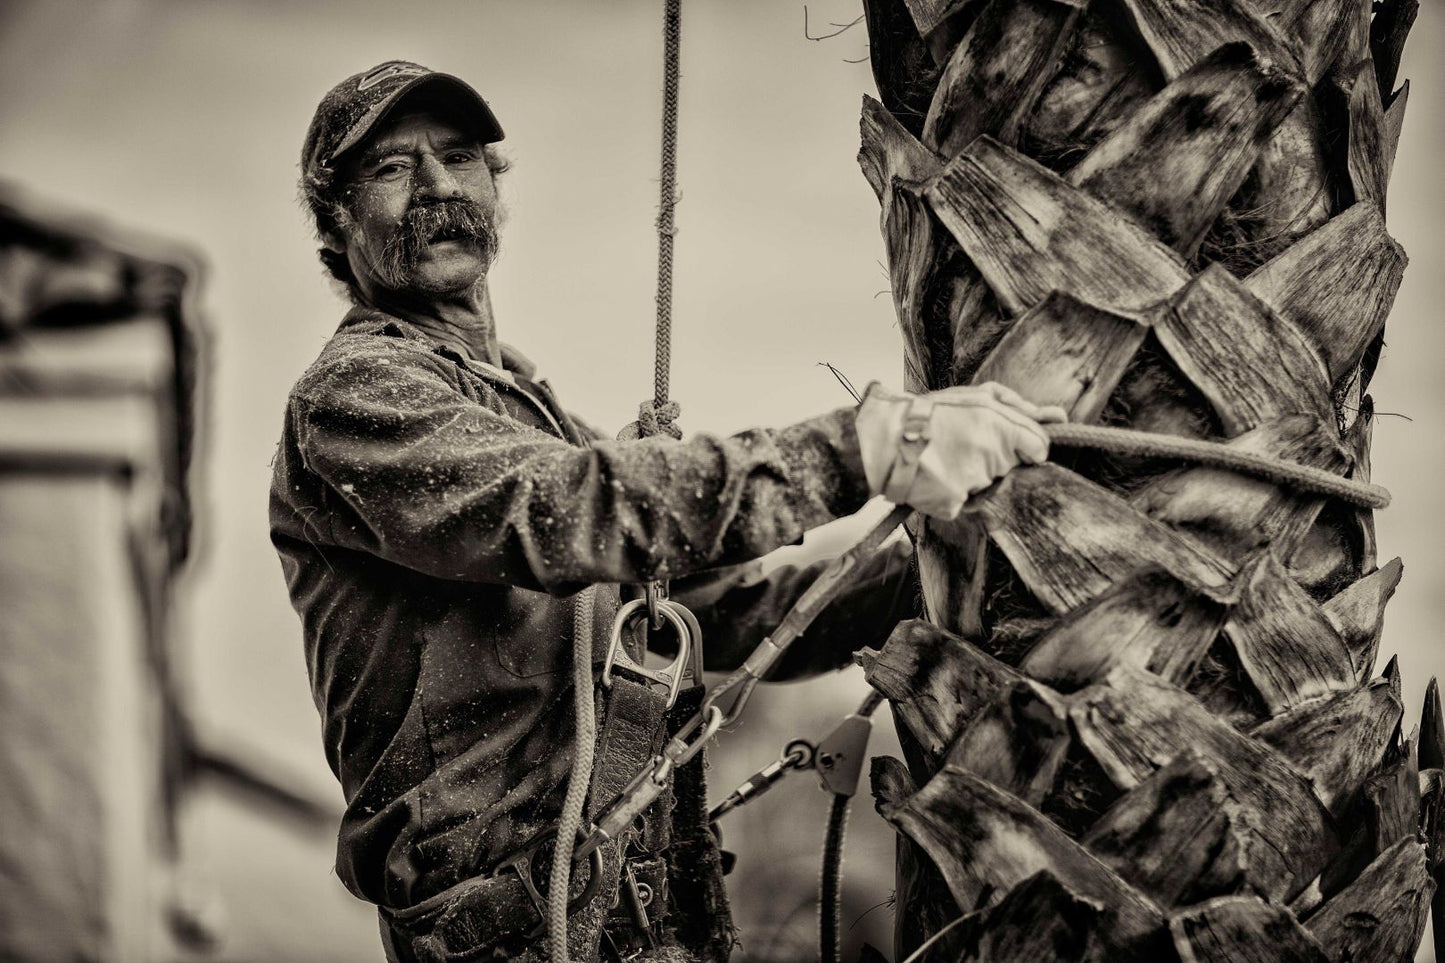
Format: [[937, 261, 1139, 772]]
[[337, 305, 538, 380], [336, 305, 585, 445]]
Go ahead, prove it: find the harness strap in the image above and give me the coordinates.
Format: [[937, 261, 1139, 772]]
[[388, 623, 678, 963], [663, 685, 736, 963], [382, 874, 542, 963], [562, 675, 674, 959]]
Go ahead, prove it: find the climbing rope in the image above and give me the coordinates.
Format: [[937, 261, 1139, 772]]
[[620, 0, 685, 442], [548, 3, 687, 958], [653, 0, 682, 412], [1045, 422, 1390, 510], [571, 412, 1393, 958], [546, 587, 599, 961]]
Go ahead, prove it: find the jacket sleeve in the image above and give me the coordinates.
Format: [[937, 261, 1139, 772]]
[[667, 537, 918, 681], [286, 336, 872, 593]]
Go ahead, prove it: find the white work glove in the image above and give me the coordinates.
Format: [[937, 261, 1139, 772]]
[[855, 382, 1067, 520]]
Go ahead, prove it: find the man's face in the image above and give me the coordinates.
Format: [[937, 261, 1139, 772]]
[[332, 104, 500, 299]]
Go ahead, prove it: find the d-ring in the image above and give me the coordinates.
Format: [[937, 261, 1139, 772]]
[[602, 598, 691, 708]]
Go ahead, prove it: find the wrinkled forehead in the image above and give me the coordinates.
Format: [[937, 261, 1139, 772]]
[[346, 88, 489, 167]]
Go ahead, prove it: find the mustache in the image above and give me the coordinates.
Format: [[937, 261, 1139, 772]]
[[376, 199, 499, 284]]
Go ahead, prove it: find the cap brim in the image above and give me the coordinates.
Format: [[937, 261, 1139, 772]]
[[328, 73, 504, 165]]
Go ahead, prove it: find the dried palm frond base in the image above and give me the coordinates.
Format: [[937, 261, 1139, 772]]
[[857, 0, 1434, 959]]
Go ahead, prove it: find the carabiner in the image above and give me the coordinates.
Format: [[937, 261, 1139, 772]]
[[669, 598, 706, 686], [579, 706, 724, 861], [708, 737, 817, 821], [603, 598, 691, 708]]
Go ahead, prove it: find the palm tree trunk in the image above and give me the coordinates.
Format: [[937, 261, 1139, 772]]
[[855, 1, 1438, 959]]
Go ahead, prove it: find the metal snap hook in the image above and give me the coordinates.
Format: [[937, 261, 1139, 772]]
[[602, 598, 691, 708]]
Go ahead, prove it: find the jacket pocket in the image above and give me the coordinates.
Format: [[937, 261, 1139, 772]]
[[486, 588, 569, 678], [487, 584, 616, 678]]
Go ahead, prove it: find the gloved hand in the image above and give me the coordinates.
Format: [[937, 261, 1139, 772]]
[[855, 382, 1067, 520]]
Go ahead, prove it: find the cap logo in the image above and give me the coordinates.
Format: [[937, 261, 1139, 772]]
[[357, 63, 429, 91]]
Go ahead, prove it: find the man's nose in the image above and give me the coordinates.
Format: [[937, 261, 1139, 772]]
[[412, 154, 462, 201]]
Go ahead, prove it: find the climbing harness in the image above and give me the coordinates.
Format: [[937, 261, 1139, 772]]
[[576, 504, 911, 863]]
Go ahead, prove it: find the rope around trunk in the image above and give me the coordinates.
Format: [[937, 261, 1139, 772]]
[[1045, 422, 1391, 509], [547, 587, 598, 961]]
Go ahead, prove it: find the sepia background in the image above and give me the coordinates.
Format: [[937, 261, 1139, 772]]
[[0, 0, 1440, 960]]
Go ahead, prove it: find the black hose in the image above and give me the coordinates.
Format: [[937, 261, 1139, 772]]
[[819, 791, 851, 963]]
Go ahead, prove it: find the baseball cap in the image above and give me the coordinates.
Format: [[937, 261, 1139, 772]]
[[301, 60, 504, 182]]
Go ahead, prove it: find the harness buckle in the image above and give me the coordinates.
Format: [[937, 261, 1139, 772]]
[[620, 863, 656, 938], [603, 598, 692, 708], [814, 692, 884, 797], [813, 713, 873, 797], [490, 826, 605, 940]]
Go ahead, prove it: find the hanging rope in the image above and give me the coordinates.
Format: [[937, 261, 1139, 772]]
[[654, 0, 682, 411], [621, 0, 684, 442], [550, 4, 687, 957], [546, 587, 598, 961]]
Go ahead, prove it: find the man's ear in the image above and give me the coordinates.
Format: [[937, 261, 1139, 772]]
[[316, 200, 350, 254]]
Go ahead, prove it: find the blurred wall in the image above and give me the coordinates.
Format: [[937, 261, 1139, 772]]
[[0, 1, 1440, 960]]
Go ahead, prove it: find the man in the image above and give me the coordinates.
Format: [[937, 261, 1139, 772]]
[[272, 61, 1062, 963]]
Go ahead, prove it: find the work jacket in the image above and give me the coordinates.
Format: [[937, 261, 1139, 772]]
[[270, 306, 916, 911]]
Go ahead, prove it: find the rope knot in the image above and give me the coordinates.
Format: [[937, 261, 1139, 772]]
[[618, 399, 683, 441]]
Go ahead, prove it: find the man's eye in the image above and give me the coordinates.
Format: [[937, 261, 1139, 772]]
[[444, 151, 478, 165], [372, 162, 409, 179]]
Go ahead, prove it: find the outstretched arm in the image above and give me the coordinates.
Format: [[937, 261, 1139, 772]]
[[282, 333, 871, 593]]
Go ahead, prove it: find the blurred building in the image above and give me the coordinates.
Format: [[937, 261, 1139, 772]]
[[0, 185, 206, 961], [0, 187, 365, 962]]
